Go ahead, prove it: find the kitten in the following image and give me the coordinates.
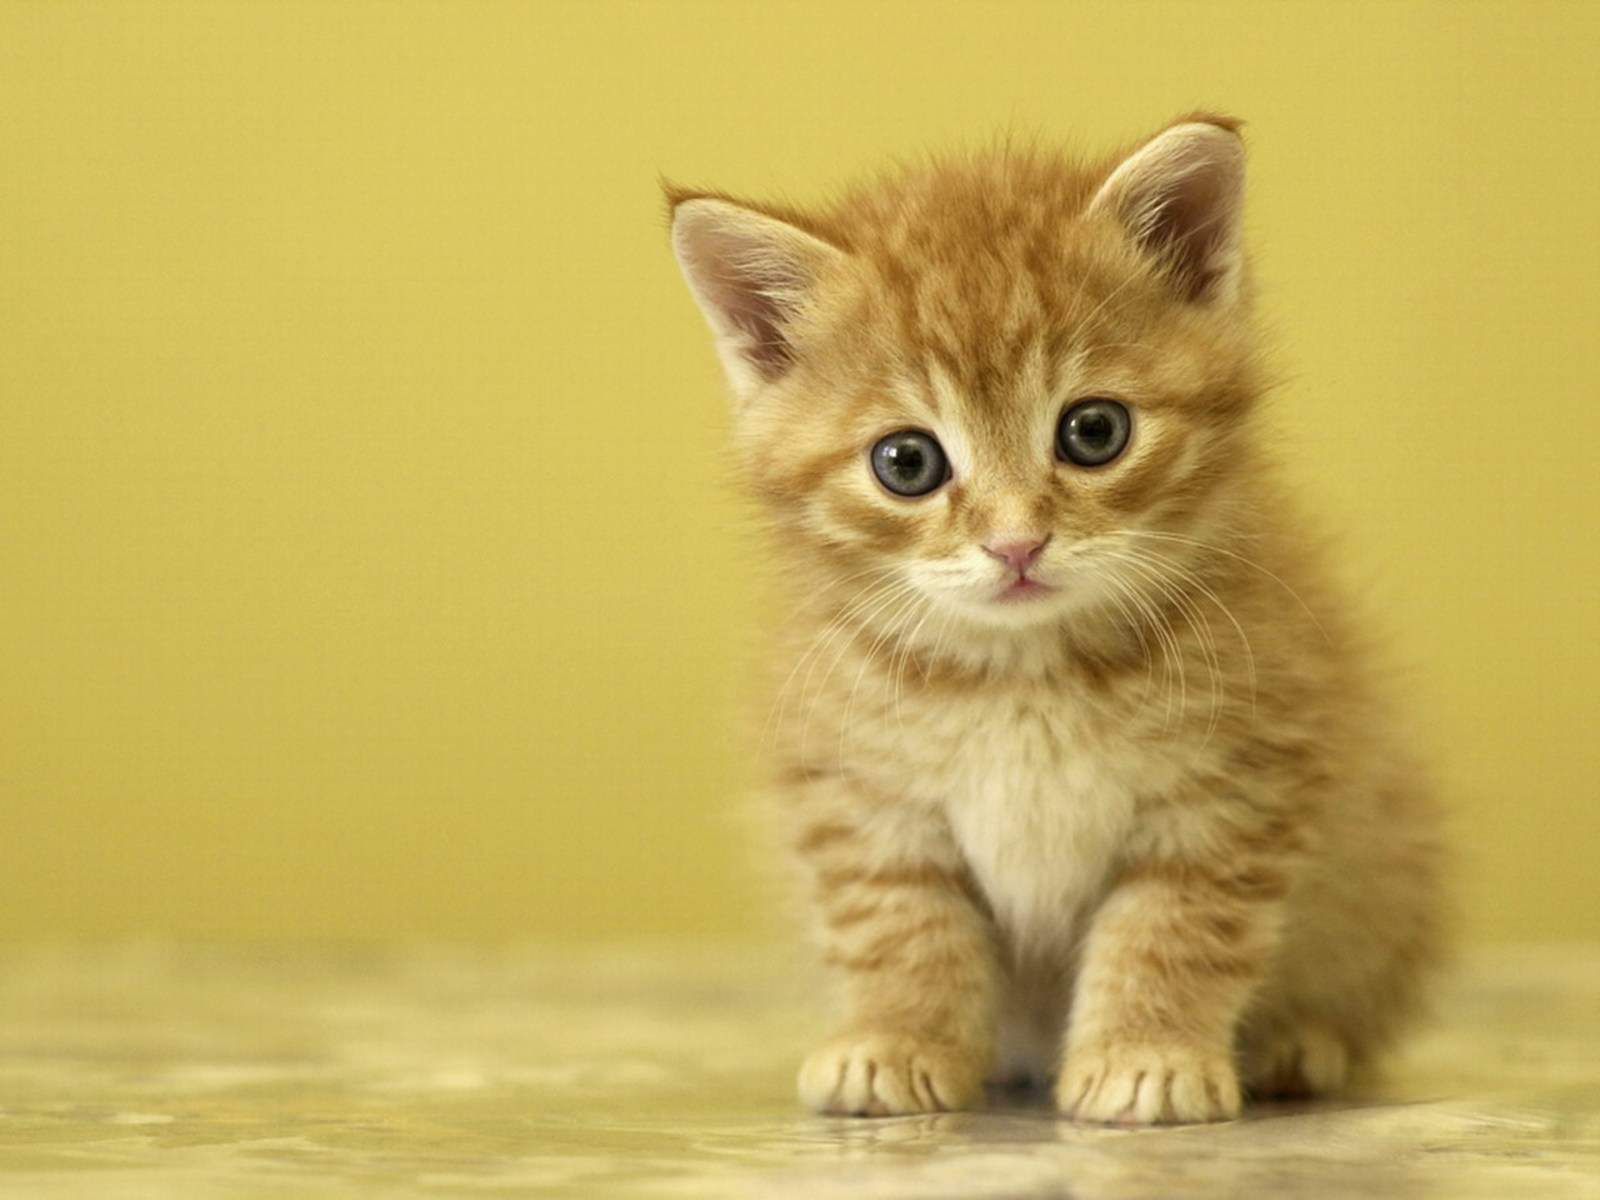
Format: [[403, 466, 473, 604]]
[[665, 114, 1445, 1124]]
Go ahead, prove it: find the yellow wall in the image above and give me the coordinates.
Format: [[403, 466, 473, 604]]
[[2, 1, 1596, 944]]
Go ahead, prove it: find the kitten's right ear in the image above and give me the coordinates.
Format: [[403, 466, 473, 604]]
[[667, 192, 845, 403]]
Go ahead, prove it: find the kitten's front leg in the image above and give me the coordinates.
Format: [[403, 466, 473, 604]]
[[790, 781, 998, 1116], [1058, 854, 1288, 1125]]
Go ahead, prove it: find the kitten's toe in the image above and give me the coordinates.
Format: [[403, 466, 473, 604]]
[[1241, 1022, 1350, 1098], [1058, 1039, 1241, 1125], [799, 1032, 984, 1116]]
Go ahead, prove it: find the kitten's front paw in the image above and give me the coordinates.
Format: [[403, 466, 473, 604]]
[[799, 1032, 984, 1116], [1058, 1040, 1241, 1125]]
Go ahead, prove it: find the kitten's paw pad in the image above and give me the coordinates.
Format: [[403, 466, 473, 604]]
[[1058, 1041, 1241, 1125], [1242, 1024, 1349, 1098], [798, 1033, 983, 1116]]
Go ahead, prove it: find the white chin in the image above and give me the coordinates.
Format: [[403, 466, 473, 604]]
[[949, 591, 1074, 629]]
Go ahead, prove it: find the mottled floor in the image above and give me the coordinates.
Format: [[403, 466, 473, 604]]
[[0, 943, 1596, 1198]]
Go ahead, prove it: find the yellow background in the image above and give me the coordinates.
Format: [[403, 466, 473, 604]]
[[2, 1, 1596, 945]]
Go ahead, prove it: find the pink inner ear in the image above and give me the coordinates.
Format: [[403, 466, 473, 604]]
[[693, 247, 795, 378], [672, 202, 834, 383], [1094, 125, 1245, 304], [1145, 161, 1237, 301]]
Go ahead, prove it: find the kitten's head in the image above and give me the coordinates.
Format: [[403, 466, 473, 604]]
[[668, 116, 1265, 635]]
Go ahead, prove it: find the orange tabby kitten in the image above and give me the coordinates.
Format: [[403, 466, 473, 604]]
[[666, 115, 1445, 1124]]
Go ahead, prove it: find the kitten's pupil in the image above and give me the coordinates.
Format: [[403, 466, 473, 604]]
[[1079, 412, 1112, 447]]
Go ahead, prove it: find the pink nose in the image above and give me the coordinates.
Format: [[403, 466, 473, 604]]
[[982, 534, 1050, 574]]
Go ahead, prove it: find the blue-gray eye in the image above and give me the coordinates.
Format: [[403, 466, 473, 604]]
[[871, 430, 949, 497], [1057, 398, 1131, 467]]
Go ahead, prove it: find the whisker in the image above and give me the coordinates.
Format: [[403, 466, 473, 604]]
[[1118, 529, 1330, 643], [796, 577, 921, 759], [1115, 552, 1201, 726], [761, 567, 900, 749], [922, 602, 961, 685], [837, 588, 926, 769], [1096, 574, 1158, 706], [1108, 568, 1182, 729], [891, 595, 939, 732], [1122, 542, 1258, 715], [1107, 548, 1225, 739]]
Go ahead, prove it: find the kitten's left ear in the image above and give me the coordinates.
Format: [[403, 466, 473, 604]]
[[1088, 117, 1247, 306], [667, 192, 847, 404]]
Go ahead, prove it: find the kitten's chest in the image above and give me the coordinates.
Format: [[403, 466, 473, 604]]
[[914, 692, 1150, 948]]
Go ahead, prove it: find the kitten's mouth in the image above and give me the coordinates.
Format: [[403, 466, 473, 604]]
[[997, 576, 1056, 602]]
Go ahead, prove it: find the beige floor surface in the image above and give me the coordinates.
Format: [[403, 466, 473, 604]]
[[0, 943, 1596, 1198]]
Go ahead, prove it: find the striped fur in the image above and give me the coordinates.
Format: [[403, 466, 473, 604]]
[[668, 116, 1445, 1123]]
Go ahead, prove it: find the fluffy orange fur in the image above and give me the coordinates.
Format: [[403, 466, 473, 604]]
[[667, 115, 1445, 1123]]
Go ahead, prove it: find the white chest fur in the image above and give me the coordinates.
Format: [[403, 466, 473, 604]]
[[926, 690, 1144, 955]]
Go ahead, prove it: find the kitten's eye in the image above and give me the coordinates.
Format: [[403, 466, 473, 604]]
[[1057, 398, 1132, 467], [871, 430, 949, 498]]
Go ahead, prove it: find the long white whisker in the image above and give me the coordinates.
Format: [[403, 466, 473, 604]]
[[1119, 529, 1329, 643], [1110, 567, 1181, 728], [837, 588, 926, 768], [1097, 574, 1158, 705], [796, 578, 921, 759], [762, 568, 900, 749], [891, 596, 938, 732], [922, 602, 960, 685], [1122, 542, 1258, 715], [1108, 548, 1224, 739], [1109, 551, 1204, 727]]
